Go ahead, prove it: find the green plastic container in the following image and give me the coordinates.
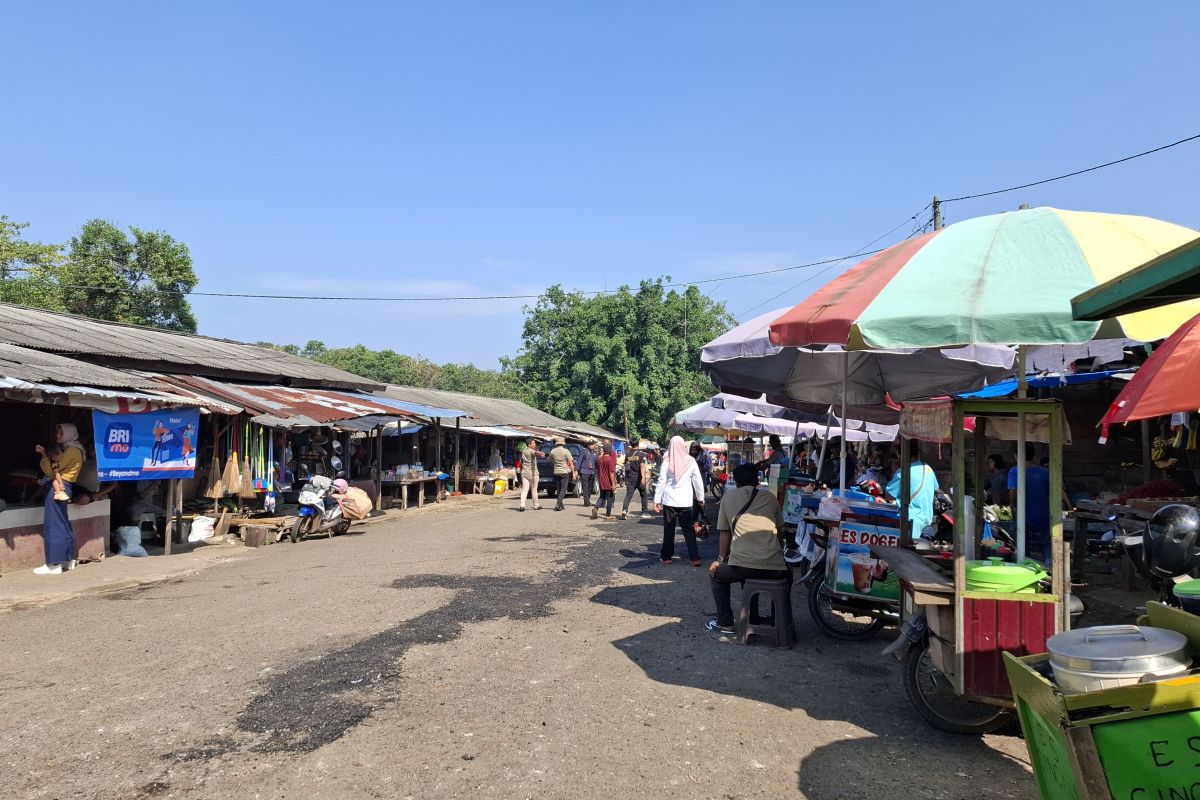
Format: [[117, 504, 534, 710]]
[[1174, 578, 1200, 615], [966, 556, 1047, 594]]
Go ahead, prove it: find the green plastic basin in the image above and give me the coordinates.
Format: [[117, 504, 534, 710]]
[[965, 557, 1047, 594]]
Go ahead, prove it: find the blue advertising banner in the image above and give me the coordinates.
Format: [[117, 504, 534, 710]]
[[91, 409, 201, 481]]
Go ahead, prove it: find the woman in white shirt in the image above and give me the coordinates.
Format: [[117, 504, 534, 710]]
[[654, 436, 706, 566]]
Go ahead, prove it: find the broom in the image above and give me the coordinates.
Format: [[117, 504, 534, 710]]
[[239, 422, 256, 500], [221, 424, 240, 490]]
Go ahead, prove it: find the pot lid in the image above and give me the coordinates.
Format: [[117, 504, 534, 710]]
[[966, 557, 1047, 587], [1048, 625, 1189, 674]]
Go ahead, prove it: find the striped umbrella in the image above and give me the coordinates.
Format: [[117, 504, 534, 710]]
[[769, 207, 1200, 350]]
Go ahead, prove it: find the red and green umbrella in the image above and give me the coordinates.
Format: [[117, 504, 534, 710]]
[[1100, 311, 1200, 431], [769, 207, 1200, 349]]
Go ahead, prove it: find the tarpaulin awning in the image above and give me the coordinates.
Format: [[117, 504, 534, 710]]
[[958, 369, 1135, 399], [461, 425, 531, 438], [358, 394, 470, 419]]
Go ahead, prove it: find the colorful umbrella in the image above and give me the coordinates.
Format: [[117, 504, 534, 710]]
[[702, 306, 1016, 423], [769, 207, 1200, 349], [1100, 312, 1200, 430]]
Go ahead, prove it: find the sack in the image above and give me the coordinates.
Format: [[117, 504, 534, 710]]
[[340, 487, 373, 520], [188, 515, 216, 542], [114, 525, 148, 557]]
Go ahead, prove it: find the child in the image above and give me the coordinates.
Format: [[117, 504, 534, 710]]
[[36, 423, 86, 502]]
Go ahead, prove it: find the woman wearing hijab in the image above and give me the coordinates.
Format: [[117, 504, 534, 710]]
[[653, 435, 705, 565], [34, 422, 86, 575]]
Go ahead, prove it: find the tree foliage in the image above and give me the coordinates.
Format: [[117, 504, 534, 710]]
[[503, 280, 734, 442], [257, 340, 527, 399], [0, 215, 199, 332]]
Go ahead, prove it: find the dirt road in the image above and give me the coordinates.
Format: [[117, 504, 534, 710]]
[[0, 496, 1036, 799]]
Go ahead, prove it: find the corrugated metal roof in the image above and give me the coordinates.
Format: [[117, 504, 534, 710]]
[[0, 342, 161, 389], [150, 375, 412, 426], [0, 302, 382, 390], [372, 385, 573, 428], [0, 376, 206, 412]]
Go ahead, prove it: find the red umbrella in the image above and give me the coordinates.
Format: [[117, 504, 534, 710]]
[[1100, 312, 1200, 434]]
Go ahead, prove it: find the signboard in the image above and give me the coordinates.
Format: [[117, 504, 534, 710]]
[[91, 409, 200, 481], [1093, 708, 1200, 800], [825, 518, 901, 601]]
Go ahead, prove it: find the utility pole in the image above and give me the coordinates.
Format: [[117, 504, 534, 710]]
[[932, 196, 943, 230]]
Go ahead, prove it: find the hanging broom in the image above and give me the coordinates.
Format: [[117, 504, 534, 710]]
[[239, 422, 256, 501], [221, 424, 242, 501], [203, 453, 225, 499]]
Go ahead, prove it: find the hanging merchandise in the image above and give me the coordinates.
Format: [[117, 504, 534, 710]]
[[203, 454, 224, 499], [239, 422, 256, 499], [263, 434, 277, 513], [222, 424, 242, 496]]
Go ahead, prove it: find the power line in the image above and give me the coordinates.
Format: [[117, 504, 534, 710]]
[[942, 131, 1200, 203], [733, 205, 932, 318]]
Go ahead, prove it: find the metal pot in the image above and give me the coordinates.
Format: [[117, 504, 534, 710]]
[[1046, 625, 1191, 694]]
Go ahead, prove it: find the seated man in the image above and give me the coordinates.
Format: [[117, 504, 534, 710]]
[[706, 463, 791, 635]]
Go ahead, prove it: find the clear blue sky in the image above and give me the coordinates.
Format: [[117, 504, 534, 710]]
[[7, 2, 1199, 367]]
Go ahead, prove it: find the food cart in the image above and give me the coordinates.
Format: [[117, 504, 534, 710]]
[[876, 397, 1072, 734], [782, 479, 904, 639]]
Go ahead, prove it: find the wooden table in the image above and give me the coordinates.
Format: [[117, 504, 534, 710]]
[[382, 477, 444, 511]]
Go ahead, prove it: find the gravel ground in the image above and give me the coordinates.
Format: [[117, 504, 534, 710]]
[[0, 495, 1037, 799]]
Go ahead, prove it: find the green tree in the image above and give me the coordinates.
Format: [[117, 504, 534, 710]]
[[0, 215, 65, 308], [57, 220, 199, 332], [503, 279, 734, 442]]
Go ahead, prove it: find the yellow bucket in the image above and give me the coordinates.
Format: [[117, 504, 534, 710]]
[[493, 478, 507, 495]]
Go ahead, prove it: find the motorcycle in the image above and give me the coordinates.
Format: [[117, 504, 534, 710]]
[[290, 475, 351, 542], [1121, 503, 1200, 607]]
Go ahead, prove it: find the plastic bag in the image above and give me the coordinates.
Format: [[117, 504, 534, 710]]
[[817, 495, 848, 521]]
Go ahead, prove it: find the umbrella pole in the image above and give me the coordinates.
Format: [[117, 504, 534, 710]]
[[840, 350, 849, 493], [1017, 345, 1028, 399], [1017, 410, 1027, 563], [790, 419, 800, 465]]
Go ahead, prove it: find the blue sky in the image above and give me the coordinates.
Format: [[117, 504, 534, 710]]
[[6, 2, 1199, 367]]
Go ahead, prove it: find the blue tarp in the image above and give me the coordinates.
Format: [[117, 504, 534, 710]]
[[959, 369, 1134, 399], [361, 395, 470, 419]]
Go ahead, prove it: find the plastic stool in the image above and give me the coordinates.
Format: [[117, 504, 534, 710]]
[[736, 578, 794, 648]]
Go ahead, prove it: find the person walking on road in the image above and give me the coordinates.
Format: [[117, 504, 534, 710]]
[[518, 437, 544, 511], [549, 439, 575, 511], [654, 435, 705, 566], [591, 443, 618, 519], [577, 442, 598, 507], [620, 447, 649, 519]]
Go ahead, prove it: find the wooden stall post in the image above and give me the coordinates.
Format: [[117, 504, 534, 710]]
[[454, 417, 461, 494], [435, 417, 442, 471], [951, 401, 968, 695], [973, 417, 988, 557]]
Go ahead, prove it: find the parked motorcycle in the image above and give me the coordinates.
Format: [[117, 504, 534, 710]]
[[1122, 503, 1200, 606], [290, 475, 350, 542]]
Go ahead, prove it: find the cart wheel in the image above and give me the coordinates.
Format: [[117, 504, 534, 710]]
[[807, 579, 886, 640], [290, 515, 311, 544], [902, 639, 1012, 735]]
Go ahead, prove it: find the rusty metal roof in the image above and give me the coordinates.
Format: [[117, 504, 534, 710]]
[[0, 302, 382, 390], [151, 374, 413, 426], [373, 385, 569, 427]]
